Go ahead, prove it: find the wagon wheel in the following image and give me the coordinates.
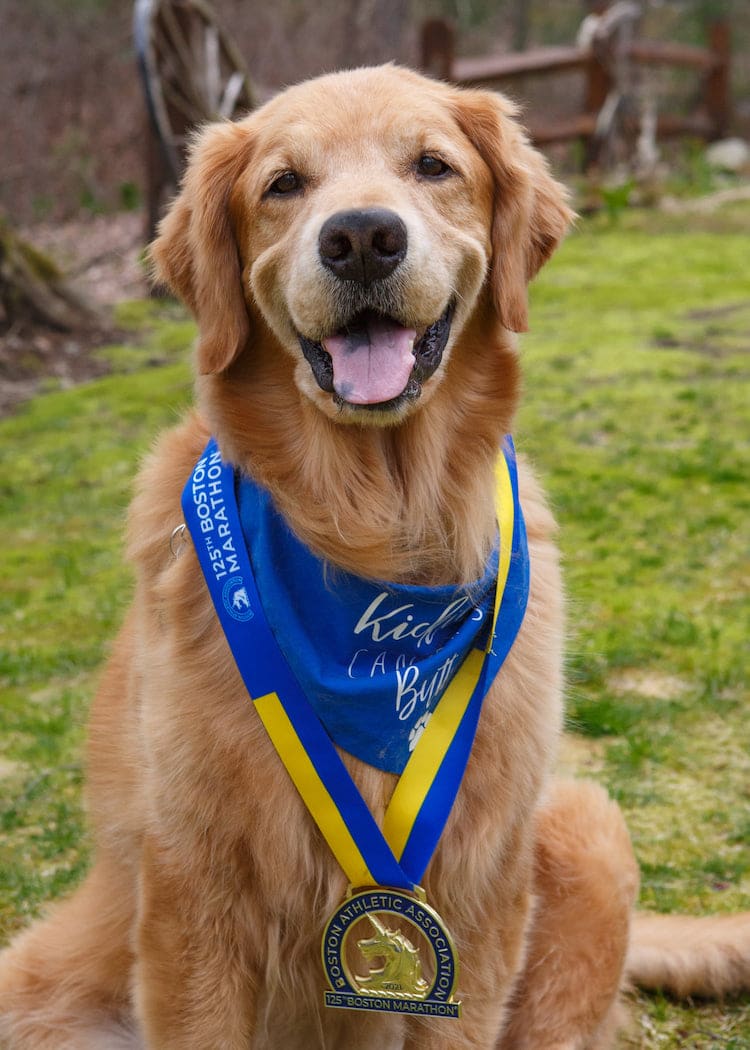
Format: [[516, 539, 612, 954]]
[[134, 0, 256, 183]]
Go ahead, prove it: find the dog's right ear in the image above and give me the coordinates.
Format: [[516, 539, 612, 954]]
[[150, 120, 254, 374]]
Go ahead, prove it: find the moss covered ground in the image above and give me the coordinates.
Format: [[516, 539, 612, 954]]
[[1, 206, 748, 1045]]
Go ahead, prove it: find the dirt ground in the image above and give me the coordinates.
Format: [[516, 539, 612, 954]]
[[22, 212, 147, 307], [0, 212, 148, 416]]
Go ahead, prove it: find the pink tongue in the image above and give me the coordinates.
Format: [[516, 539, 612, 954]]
[[322, 316, 416, 405]]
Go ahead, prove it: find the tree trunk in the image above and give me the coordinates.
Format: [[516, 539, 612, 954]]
[[0, 218, 102, 334]]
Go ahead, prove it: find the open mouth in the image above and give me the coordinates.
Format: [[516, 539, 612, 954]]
[[298, 303, 454, 410]]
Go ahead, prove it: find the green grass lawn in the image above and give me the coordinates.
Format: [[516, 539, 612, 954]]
[[1, 206, 749, 1046]]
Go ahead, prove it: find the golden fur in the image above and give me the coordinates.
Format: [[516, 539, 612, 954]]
[[0, 66, 747, 1050]]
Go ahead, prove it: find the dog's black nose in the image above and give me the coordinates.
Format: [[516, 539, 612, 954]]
[[318, 209, 407, 284]]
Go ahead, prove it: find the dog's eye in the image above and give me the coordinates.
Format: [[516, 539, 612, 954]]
[[267, 171, 302, 196], [416, 155, 452, 179]]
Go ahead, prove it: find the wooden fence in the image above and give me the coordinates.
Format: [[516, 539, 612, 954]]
[[420, 17, 731, 163]]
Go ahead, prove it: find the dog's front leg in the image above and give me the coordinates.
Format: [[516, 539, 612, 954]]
[[497, 780, 639, 1050], [133, 836, 256, 1049]]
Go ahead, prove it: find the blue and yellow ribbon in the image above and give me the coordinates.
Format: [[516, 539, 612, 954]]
[[182, 438, 528, 892]]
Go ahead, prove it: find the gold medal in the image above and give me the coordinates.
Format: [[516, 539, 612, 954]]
[[322, 887, 461, 1018]]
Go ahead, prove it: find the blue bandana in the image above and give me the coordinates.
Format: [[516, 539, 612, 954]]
[[238, 481, 501, 774]]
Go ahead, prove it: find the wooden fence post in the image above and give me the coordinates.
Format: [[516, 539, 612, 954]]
[[705, 18, 731, 139], [582, 52, 611, 170], [421, 18, 455, 81]]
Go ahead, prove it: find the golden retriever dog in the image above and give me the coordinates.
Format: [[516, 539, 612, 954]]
[[1, 65, 748, 1050]]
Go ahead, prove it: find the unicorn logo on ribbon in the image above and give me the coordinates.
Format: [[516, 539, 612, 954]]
[[222, 577, 254, 622]]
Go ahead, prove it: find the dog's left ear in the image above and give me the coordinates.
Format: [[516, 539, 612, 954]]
[[451, 89, 574, 332], [150, 120, 255, 374]]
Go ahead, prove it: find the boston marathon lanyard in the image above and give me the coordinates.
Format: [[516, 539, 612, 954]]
[[181, 437, 529, 1017]]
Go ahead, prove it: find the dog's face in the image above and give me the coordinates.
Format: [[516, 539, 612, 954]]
[[232, 70, 494, 420], [153, 66, 572, 425]]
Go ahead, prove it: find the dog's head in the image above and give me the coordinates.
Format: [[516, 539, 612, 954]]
[[152, 65, 572, 426]]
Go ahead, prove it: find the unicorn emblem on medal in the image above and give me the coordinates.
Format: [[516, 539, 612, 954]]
[[354, 914, 430, 998]]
